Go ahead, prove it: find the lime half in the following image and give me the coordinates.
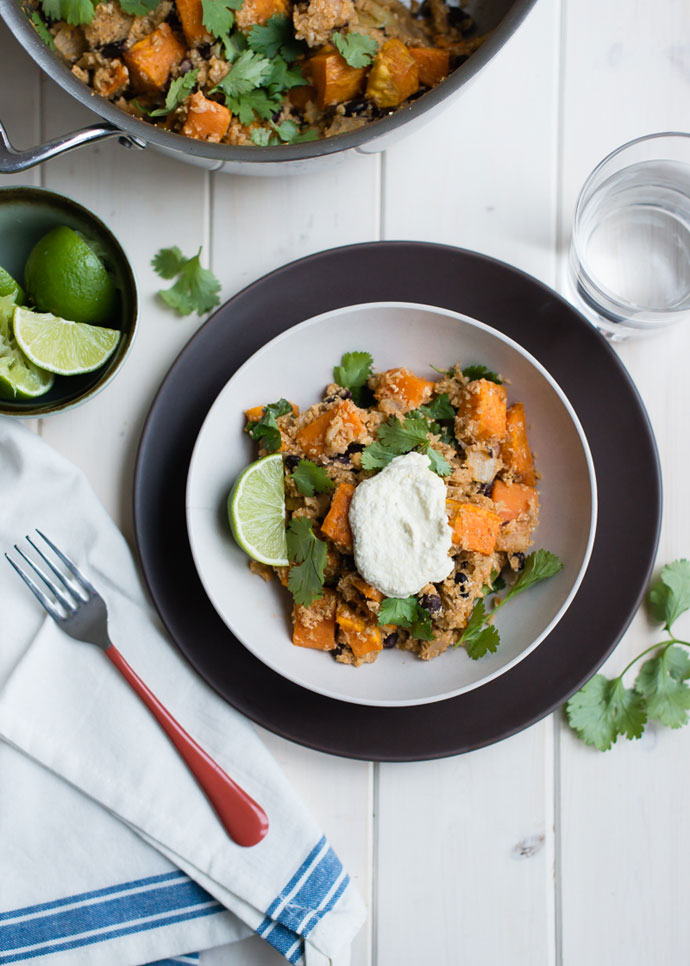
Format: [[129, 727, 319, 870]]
[[13, 307, 120, 376], [0, 295, 53, 400], [228, 454, 289, 566]]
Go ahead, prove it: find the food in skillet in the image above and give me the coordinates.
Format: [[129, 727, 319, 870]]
[[229, 351, 563, 666], [30, 0, 485, 144]]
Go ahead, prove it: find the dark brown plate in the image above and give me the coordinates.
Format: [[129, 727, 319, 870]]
[[133, 242, 661, 761]]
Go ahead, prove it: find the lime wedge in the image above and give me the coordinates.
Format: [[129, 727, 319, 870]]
[[13, 306, 120, 376], [228, 454, 289, 566], [0, 296, 53, 400], [0, 265, 25, 305]]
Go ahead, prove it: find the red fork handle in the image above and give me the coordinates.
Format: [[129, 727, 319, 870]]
[[105, 644, 269, 847]]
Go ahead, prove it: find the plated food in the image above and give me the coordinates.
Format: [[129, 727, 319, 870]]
[[232, 349, 563, 666], [33, 0, 484, 144]]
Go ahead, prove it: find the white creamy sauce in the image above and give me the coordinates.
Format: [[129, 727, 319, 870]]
[[349, 451, 453, 599]]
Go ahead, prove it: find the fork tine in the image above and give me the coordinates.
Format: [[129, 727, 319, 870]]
[[35, 530, 97, 595], [13, 544, 77, 613], [4, 553, 65, 621], [26, 534, 89, 603]]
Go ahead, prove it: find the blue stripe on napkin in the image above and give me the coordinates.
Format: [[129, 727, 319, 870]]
[[256, 836, 349, 963], [146, 955, 200, 965], [0, 874, 221, 963]]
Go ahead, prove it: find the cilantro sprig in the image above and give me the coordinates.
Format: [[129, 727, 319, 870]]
[[149, 69, 199, 117], [462, 364, 502, 385], [119, 0, 159, 14], [248, 14, 308, 62], [286, 517, 327, 606], [332, 30, 378, 68], [40, 0, 94, 25], [379, 596, 434, 642], [361, 415, 451, 476], [201, 0, 243, 38], [333, 350, 373, 406], [246, 398, 293, 453], [250, 120, 318, 146], [457, 550, 564, 659], [291, 459, 335, 497], [566, 559, 690, 750], [30, 9, 54, 46], [152, 245, 221, 317]]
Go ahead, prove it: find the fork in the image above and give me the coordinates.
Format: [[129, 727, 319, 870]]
[[5, 530, 269, 848]]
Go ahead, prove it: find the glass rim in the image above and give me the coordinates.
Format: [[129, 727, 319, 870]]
[[571, 130, 690, 318]]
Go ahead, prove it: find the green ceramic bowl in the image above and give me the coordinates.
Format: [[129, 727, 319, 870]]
[[0, 186, 137, 417]]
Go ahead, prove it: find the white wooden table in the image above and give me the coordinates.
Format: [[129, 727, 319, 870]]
[[2, 2, 689, 962]]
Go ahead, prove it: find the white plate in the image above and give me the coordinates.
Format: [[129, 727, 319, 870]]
[[186, 301, 597, 707]]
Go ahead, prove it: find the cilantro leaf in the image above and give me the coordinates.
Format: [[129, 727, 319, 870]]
[[152, 246, 187, 279], [419, 441, 452, 477], [211, 49, 273, 100], [457, 599, 500, 659], [332, 30, 378, 68], [333, 350, 373, 406], [266, 57, 308, 94], [248, 14, 307, 62], [155, 246, 221, 317], [360, 442, 395, 471], [41, 0, 94, 24], [649, 559, 690, 631], [201, 0, 242, 37], [286, 517, 327, 606], [291, 459, 335, 497], [635, 647, 690, 728], [119, 0, 159, 14], [462, 364, 502, 385], [251, 128, 273, 146], [221, 30, 247, 62], [378, 596, 434, 641], [246, 398, 292, 452], [271, 119, 319, 144], [417, 393, 455, 420], [500, 550, 563, 605], [30, 10, 55, 46], [229, 88, 282, 125], [376, 416, 429, 453], [149, 69, 199, 117], [566, 675, 646, 751]]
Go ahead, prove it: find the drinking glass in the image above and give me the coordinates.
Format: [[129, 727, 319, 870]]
[[568, 132, 690, 340]]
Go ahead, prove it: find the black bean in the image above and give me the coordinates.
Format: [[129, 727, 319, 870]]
[[419, 593, 442, 615], [454, 571, 468, 584], [448, 6, 473, 29], [459, 560, 468, 570], [101, 41, 124, 58], [340, 388, 353, 400], [459, 590, 469, 599], [325, 395, 336, 403], [487, 447, 494, 457], [383, 631, 399, 649], [285, 454, 300, 471], [332, 453, 350, 465], [347, 442, 365, 454], [512, 552, 526, 571], [177, 59, 193, 75], [198, 43, 212, 59], [343, 98, 369, 117], [479, 481, 494, 496]]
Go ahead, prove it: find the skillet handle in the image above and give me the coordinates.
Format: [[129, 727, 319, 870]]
[[0, 118, 146, 173]]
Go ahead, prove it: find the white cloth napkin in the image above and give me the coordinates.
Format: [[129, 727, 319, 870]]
[[0, 418, 365, 966]]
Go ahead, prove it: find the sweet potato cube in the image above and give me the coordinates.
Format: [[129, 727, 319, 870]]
[[408, 46, 451, 87], [352, 575, 384, 603], [491, 480, 539, 523], [124, 23, 185, 93], [175, 0, 212, 46], [321, 482, 355, 550], [374, 367, 435, 414], [459, 378, 507, 441], [181, 91, 231, 142], [447, 500, 501, 554], [366, 38, 419, 109], [235, 0, 290, 30], [501, 403, 536, 485], [293, 590, 337, 650], [336, 602, 383, 659], [307, 46, 366, 109], [296, 400, 365, 459], [289, 84, 316, 110]]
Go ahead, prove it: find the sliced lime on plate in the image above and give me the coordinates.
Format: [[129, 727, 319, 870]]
[[13, 306, 120, 376], [228, 453, 289, 566]]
